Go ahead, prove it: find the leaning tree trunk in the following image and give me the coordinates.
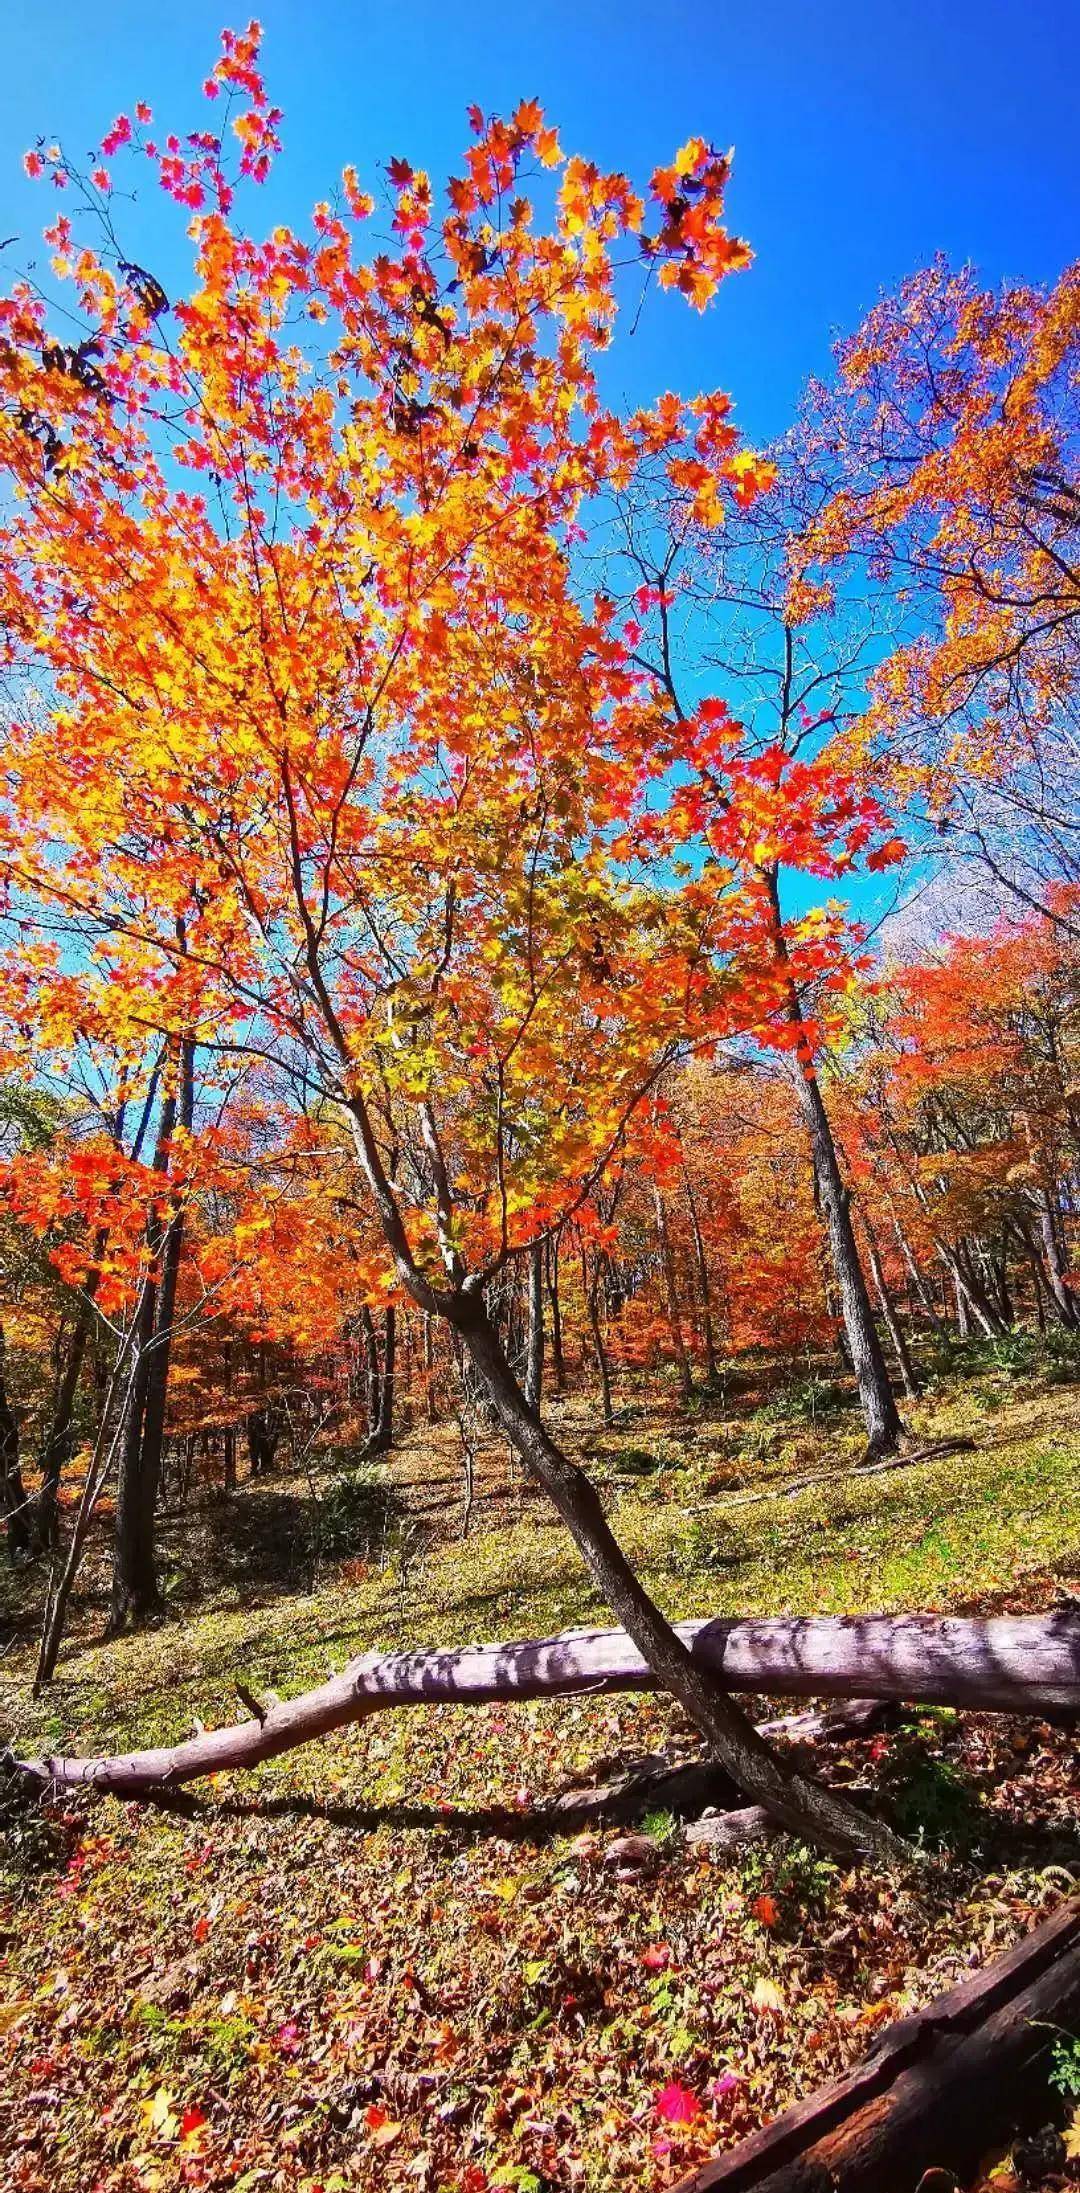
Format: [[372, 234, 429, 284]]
[[890, 1208, 944, 1334], [451, 1293, 901, 1859], [339, 1089, 900, 1857], [582, 1249, 614, 1424], [524, 1240, 544, 1411]]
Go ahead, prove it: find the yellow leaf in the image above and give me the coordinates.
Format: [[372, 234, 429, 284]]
[[141, 2087, 179, 2143], [751, 1976, 784, 2015], [0, 2000, 31, 2034]]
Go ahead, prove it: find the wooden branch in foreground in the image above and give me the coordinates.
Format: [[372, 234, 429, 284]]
[[672, 1897, 1080, 2193], [12, 1610, 1079, 1798]]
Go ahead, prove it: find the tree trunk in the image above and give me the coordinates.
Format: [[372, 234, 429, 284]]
[[684, 1166, 721, 1384], [1035, 1184, 1079, 1328], [17, 1608, 1078, 1796], [891, 1210, 943, 1333], [0, 1325, 30, 1562], [133, 1035, 195, 1584], [451, 1295, 900, 1858], [36, 1258, 102, 1552], [365, 1307, 396, 1456], [793, 1066, 903, 1455], [524, 1240, 544, 1411], [423, 1312, 439, 1421], [862, 1216, 919, 1402], [941, 1240, 1004, 1338], [763, 866, 901, 1456], [36, 1342, 141, 1686], [108, 1274, 161, 1629], [546, 1235, 565, 1394], [109, 1043, 196, 1631], [654, 1180, 695, 1402], [360, 1305, 381, 1442], [583, 1250, 614, 1424], [246, 1405, 282, 1476]]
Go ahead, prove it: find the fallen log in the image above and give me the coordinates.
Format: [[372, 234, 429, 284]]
[[672, 1897, 1080, 2193], [10, 1609, 1078, 1798]]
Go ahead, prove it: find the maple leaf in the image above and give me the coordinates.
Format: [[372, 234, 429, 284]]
[[141, 2087, 179, 2142], [1064, 2105, 1080, 2162], [654, 2079, 702, 2124]]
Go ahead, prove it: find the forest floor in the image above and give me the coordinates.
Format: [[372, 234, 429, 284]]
[[1, 1343, 1079, 2193]]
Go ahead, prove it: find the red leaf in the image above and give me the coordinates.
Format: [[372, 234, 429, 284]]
[[655, 2079, 702, 2124]]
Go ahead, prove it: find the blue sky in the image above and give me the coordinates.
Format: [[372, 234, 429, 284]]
[[3, 0, 1077, 445], [2, 1, 1076, 937]]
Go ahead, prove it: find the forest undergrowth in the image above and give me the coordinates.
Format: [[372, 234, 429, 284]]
[[2, 1352, 1078, 2193]]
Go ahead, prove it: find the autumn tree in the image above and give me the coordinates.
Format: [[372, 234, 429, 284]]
[[610, 434, 907, 1452], [0, 28, 903, 1849], [800, 255, 1080, 928]]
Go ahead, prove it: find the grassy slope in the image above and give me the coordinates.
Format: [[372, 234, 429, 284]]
[[1, 1355, 1078, 2193]]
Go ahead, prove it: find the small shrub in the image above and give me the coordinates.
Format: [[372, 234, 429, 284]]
[[759, 1377, 853, 1429], [878, 1718, 982, 1849], [736, 1840, 839, 1924], [307, 1462, 402, 1564], [1048, 2031, 1080, 2100]]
